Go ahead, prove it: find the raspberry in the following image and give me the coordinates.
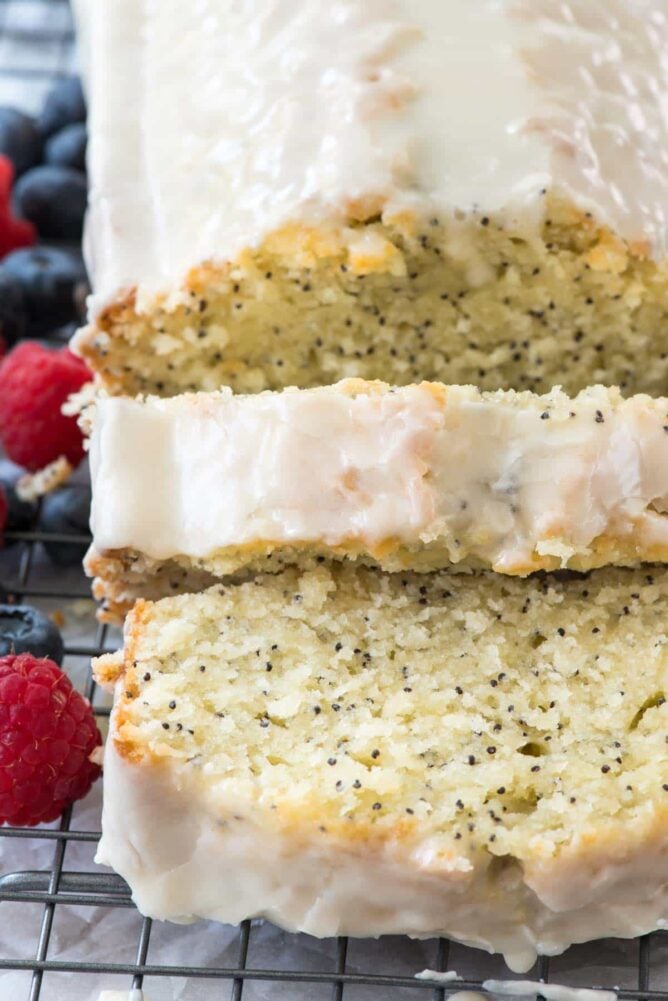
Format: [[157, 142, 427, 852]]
[[0, 342, 90, 471], [0, 483, 7, 545], [0, 653, 101, 826], [0, 155, 36, 259]]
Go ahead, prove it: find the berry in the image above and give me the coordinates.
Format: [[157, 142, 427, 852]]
[[14, 165, 87, 241], [0, 156, 36, 259], [0, 459, 37, 535], [38, 484, 91, 566], [0, 605, 64, 664], [0, 484, 7, 546], [0, 268, 26, 347], [0, 342, 90, 471], [45, 123, 87, 172], [0, 653, 101, 827], [2, 246, 87, 335], [38, 77, 86, 139], [0, 108, 42, 177]]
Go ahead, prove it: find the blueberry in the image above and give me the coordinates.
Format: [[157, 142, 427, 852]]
[[0, 107, 42, 176], [0, 268, 26, 347], [3, 246, 87, 334], [38, 484, 91, 566], [0, 460, 37, 534], [0, 604, 64, 665], [40, 320, 79, 347], [14, 165, 87, 241], [38, 76, 86, 139], [45, 123, 87, 172]]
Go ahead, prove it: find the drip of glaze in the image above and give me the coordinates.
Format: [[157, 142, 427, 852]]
[[483, 980, 617, 1001], [96, 991, 148, 1001], [415, 969, 461, 983]]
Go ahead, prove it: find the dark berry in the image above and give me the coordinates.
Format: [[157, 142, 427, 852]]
[[38, 77, 86, 139], [45, 123, 87, 173], [14, 166, 87, 241], [0, 108, 42, 177], [0, 460, 37, 535], [0, 604, 64, 665], [0, 268, 26, 347], [38, 484, 91, 566], [41, 320, 78, 347], [2, 246, 87, 335]]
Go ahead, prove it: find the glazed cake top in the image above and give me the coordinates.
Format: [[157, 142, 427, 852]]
[[75, 0, 668, 310]]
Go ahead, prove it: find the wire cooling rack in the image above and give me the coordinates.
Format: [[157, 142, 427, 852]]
[[0, 1, 667, 999], [2, 538, 668, 1001]]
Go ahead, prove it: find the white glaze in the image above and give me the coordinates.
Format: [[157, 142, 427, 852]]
[[97, 993, 147, 1001], [447, 994, 487, 1001], [482, 981, 616, 1001], [89, 382, 668, 572], [96, 728, 668, 975], [415, 969, 460, 983], [77, 0, 668, 313]]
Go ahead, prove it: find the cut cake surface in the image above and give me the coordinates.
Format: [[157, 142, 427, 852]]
[[95, 563, 668, 970]]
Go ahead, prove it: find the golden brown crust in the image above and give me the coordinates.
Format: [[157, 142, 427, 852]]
[[96, 598, 158, 765]]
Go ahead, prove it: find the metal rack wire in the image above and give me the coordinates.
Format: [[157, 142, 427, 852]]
[[0, 1, 667, 999]]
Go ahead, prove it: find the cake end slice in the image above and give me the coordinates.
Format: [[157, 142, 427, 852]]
[[95, 564, 668, 970]]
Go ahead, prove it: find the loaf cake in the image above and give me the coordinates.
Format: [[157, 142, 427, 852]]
[[72, 0, 668, 398], [87, 379, 668, 620], [94, 563, 668, 972]]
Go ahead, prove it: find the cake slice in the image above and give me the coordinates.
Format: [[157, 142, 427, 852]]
[[94, 563, 668, 971], [87, 380, 668, 621], [73, 0, 668, 398]]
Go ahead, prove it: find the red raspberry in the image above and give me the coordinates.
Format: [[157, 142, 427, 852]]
[[0, 342, 90, 471], [0, 654, 102, 826], [0, 155, 36, 258], [0, 484, 7, 546]]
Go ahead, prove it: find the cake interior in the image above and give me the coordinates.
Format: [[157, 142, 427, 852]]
[[107, 564, 668, 861], [76, 196, 668, 398]]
